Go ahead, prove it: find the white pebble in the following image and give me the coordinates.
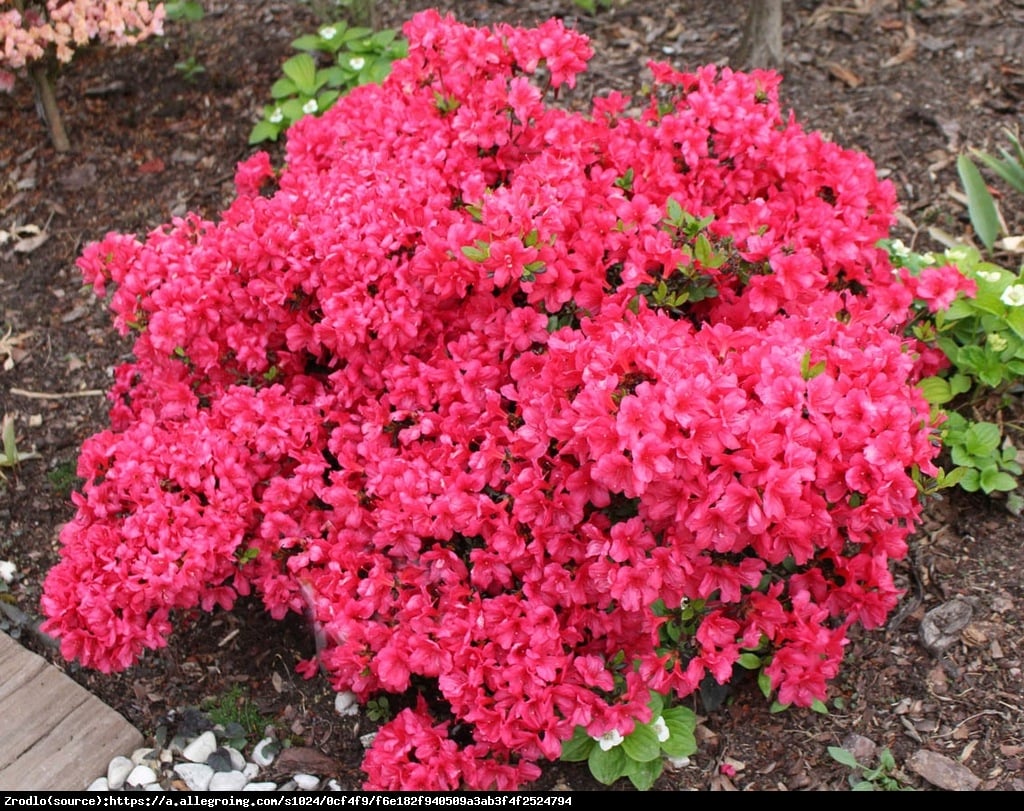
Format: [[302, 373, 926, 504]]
[[243, 782, 279, 791], [106, 756, 133, 789], [86, 777, 109, 791], [334, 690, 359, 716], [174, 762, 214, 791], [293, 773, 320, 790], [242, 762, 260, 780], [251, 737, 278, 767], [209, 770, 248, 791], [182, 730, 217, 763], [221, 746, 245, 771], [125, 764, 157, 787]]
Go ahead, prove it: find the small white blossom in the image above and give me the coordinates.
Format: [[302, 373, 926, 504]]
[[0, 560, 15, 583], [593, 729, 623, 751], [977, 269, 1002, 283], [1001, 284, 1024, 307], [889, 239, 910, 258], [319, 26, 338, 40], [946, 245, 971, 263], [302, 98, 319, 115], [349, 56, 366, 71], [268, 107, 284, 124], [652, 716, 670, 743]]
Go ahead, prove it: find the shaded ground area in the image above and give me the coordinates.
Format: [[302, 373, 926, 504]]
[[1, 0, 1022, 791]]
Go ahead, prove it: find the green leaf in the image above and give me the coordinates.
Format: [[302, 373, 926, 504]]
[[736, 652, 761, 669], [559, 728, 595, 762], [626, 756, 663, 791], [980, 467, 1018, 493], [270, 77, 298, 99], [974, 146, 1024, 196], [957, 154, 1001, 252], [828, 746, 861, 769], [660, 719, 697, 758], [248, 120, 281, 145], [917, 376, 952, 405], [588, 743, 628, 785], [282, 53, 318, 96], [622, 724, 661, 763], [291, 34, 323, 52], [964, 421, 1002, 456]]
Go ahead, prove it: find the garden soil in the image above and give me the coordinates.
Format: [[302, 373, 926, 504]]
[[2, 0, 1023, 791]]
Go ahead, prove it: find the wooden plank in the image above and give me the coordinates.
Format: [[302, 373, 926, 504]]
[[0, 632, 143, 791]]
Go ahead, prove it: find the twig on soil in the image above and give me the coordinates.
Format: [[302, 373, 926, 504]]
[[9, 387, 105, 400]]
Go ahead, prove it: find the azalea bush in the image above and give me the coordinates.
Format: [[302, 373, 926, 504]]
[[40, 10, 970, 790], [0, 1, 165, 149]]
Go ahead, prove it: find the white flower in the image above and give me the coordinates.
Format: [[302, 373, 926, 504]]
[[652, 716, 670, 743], [593, 729, 623, 751], [319, 26, 337, 40], [302, 98, 318, 115], [889, 239, 910, 258], [1000, 284, 1024, 307], [977, 270, 1002, 283], [946, 245, 971, 263], [0, 560, 16, 583], [268, 107, 284, 124], [349, 56, 366, 71]]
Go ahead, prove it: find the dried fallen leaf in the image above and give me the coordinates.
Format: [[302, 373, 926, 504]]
[[883, 24, 918, 68], [826, 61, 863, 88]]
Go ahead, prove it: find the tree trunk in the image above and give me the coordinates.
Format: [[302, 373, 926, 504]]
[[29, 61, 70, 153], [733, 0, 784, 71]]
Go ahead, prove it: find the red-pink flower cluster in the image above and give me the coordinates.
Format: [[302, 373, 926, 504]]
[[41, 10, 965, 790]]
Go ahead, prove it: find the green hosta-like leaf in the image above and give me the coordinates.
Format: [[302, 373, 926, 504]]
[[282, 53, 319, 96], [963, 421, 1001, 456], [957, 154, 1001, 252], [247, 121, 281, 145], [980, 467, 1018, 493], [621, 724, 661, 763], [559, 728, 595, 762], [588, 743, 628, 785], [626, 756, 664, 791], [270, 77, 298, 99], [917, 376, 953, 405]]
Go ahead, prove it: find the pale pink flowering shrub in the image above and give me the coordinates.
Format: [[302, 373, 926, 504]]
[[41, 10, 969, 790], [0, 1, 164, 92]]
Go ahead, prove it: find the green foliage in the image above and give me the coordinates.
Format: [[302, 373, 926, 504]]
[[250, 21, 407, 145], [828, 746, 914, 791], [560, 692, 697, 790], [889, 241, 1024, 511], [47, 460, 80, 498], [203, 684, 271, 747], [958, 128, 1024, 252], [165, 1, 207, 82], [365, 696, 392, 722], [572, 0, 615, 13]]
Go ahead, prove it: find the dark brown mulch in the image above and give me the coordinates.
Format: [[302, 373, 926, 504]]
[[2, 0, 1023, 791]]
